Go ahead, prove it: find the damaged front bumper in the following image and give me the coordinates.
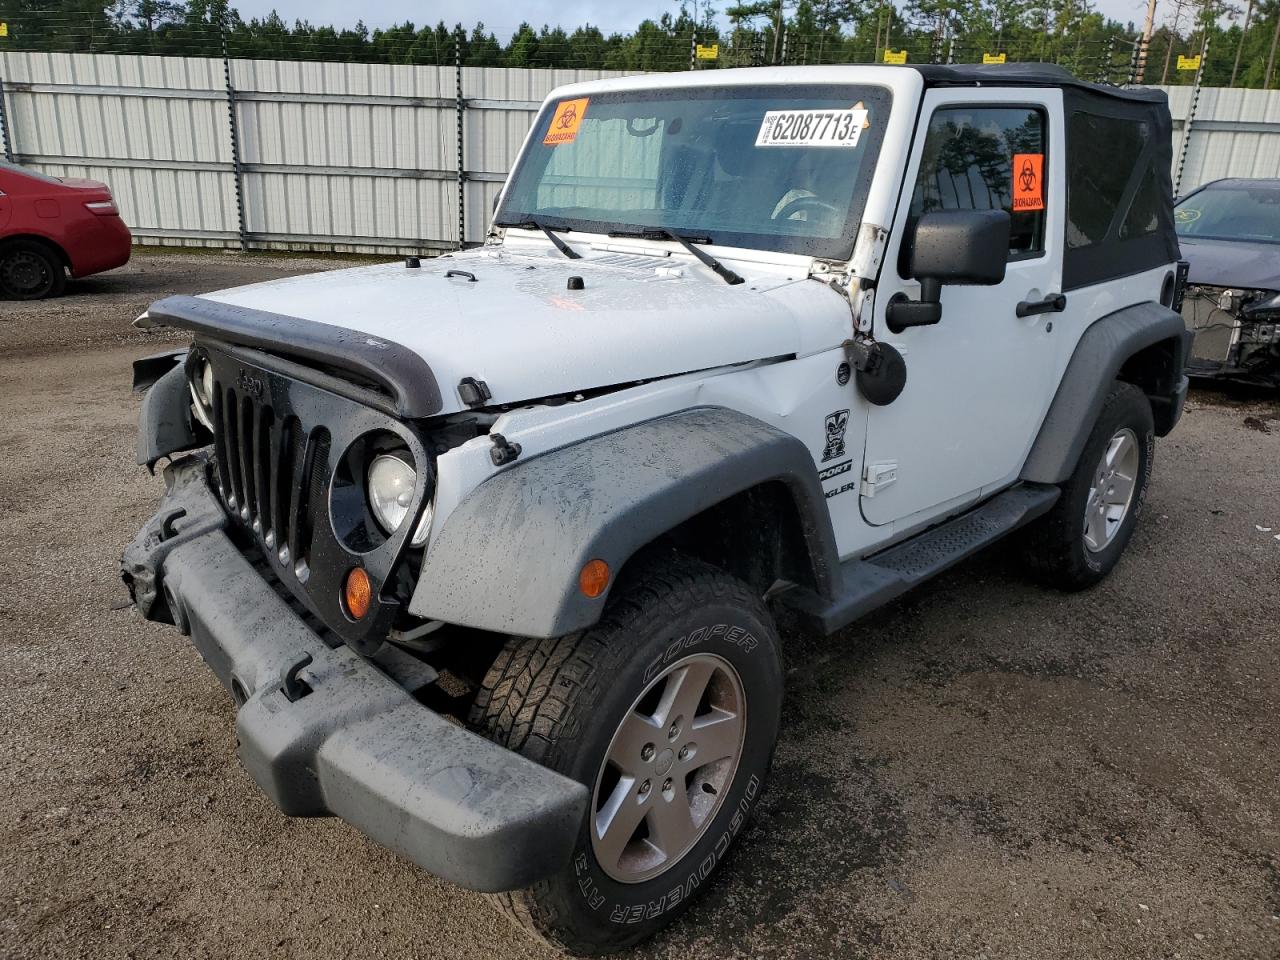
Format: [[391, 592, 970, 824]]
[[121, 456, 588, 892], [1182, 284, 1280, 385]]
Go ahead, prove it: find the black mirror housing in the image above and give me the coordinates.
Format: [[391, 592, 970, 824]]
[[886, 210, 1012, 334], [906, 209, 1011, 286]]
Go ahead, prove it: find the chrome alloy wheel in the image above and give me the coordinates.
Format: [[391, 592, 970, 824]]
[[1083, 427, 1140, 552], [590, 653, 746, 884]]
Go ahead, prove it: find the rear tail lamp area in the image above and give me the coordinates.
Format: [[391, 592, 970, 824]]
[[83, 200, 119, 216]]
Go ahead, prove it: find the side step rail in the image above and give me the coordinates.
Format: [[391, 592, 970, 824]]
[[775, 482, 1060, 636]]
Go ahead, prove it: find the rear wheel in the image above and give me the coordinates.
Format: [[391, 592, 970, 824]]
[[468, 553, 783, 954], [0, 239, 66, 300], [1021, 381, 1154, 589]]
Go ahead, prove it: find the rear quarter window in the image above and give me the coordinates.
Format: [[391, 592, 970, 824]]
[[1066, 112, 1152, 247]]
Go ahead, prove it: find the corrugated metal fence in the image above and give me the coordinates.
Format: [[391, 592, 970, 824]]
[[0, 51, 626, 252], [2, 51, 1279, 254]]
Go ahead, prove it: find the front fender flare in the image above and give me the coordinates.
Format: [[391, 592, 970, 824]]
[[409, 407, 839, 637], [137, 358, 203, 470]]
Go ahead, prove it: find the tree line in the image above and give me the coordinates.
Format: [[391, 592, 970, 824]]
[[1, 0, 1277, 87]]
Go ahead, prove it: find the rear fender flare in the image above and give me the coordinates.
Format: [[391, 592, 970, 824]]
[[1022, 301, 1189, 484]]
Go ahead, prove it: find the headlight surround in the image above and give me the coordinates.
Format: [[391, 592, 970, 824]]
[[188, 357, 214, 431], [367, 452, 433, 546], [1243, 290, 1280, 320]]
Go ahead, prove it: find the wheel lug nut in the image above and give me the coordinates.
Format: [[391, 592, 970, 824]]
[[668, 723, 679, 740], [663, 778, 672, 792], [638, 780, 650, 797], [678, 745, 690, 761], [641, 743, 654, 761]]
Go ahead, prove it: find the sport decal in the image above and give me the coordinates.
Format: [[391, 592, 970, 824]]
[[544, 98, 589, 146], [818, 459, 853, 482], [822, 409, 850, 462], [1012, 153, 1045, 212], [756, 107, 868, 148]]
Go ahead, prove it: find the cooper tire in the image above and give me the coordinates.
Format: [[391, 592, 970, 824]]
[[1022, 380, 1154, 590], [0, 239, 66, 300], [468, 551, 783, 954]]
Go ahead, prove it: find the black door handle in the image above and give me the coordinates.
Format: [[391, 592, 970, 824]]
[[1016, 293, 1067, 318]]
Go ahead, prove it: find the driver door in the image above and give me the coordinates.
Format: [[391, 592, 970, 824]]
[[860, 89, 1065, 529]]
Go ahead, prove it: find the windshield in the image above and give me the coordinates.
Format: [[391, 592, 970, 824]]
[[497, 84, 892, 259], [1176, 182, 1280, 244]]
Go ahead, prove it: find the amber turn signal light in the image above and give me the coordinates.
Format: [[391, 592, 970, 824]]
[[344, 567, 373, 619], [579, 559, 610, 598]]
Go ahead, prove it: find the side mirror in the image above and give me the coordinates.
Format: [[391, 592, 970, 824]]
[[886, 210, 1012, 334]]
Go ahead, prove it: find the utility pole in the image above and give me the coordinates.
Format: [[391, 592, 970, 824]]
[[1161, 0, 1187, 85], [772, 0, 784, 63], [1230, 0, 1253, 86], [1268, 6, 1280, 88], [1137, 0, 1158, 81]]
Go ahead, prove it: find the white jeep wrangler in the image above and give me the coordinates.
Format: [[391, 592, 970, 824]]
[[123, 63, 1190, 954]]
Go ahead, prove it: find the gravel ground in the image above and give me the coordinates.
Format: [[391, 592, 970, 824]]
[[1, 251, 1277, 960]]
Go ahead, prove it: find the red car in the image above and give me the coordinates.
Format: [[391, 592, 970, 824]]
[[0, 161, 132, 299]]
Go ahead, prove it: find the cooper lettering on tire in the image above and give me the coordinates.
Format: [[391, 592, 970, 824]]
[[468, 552, 784, 954]]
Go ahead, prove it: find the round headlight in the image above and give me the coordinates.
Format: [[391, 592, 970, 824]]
[[189, 358, 214, 431], [368, 453, 434, 546]]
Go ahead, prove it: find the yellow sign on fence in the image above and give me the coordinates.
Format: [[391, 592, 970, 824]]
[[983, 52, 1006, 64], [695, 43, 719, 61], [0, 22, 9, 38], [884, 49, 908, 64], [1176, 54, 1201, 71]]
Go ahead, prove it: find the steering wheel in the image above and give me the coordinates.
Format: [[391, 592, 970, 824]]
[[772, 195, 842, 222]]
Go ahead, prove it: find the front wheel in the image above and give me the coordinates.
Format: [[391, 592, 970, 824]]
[[468, 553, 783, 954], [1021, 380, 1154, 590]]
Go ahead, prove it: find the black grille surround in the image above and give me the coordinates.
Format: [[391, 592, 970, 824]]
[[195, 340, 433, 653]]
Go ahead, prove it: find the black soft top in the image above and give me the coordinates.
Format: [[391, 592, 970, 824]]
[[911, 63, 1176, 289], [911, 63, 1169, 106]]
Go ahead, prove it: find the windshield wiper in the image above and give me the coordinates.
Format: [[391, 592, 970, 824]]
[[607, 228, 744, 286], [496, 218, 581, 260]]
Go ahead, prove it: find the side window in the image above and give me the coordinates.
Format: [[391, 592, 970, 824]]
[[1067, 111, 1153, 247], [910, 106, 1047, 259]]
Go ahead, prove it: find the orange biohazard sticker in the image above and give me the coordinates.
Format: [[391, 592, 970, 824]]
[[1012, 153, 1045, 211], [544, 98, 589, 146]]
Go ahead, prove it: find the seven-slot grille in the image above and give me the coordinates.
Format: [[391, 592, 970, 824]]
[[209, 378, 331, 576]]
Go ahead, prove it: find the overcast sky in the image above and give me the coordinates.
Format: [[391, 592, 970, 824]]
[[231, 0, 1163, 41]]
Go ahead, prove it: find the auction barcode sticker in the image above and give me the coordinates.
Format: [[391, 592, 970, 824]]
[[756, 108, 868, 148]]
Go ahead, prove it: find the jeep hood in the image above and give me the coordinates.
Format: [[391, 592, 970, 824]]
[[189, 250, 841, 416]]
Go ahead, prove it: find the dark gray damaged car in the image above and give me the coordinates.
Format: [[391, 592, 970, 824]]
[[1175, 178, 1280, 386]]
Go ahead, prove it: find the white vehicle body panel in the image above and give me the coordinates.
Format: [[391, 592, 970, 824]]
[[200, 249, 850, 415], [861, 87, 1066, 528]]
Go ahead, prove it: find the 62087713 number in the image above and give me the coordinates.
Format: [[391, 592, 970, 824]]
[[755, 108, 868, 148]]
